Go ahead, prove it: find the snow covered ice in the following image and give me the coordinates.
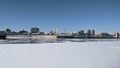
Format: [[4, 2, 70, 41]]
[[0, 40, 120, 68]]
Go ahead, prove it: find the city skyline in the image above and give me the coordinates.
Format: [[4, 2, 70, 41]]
[[0, 0, 120, 33], [0, 27, 119, 35]]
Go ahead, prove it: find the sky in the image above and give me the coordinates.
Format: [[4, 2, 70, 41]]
[[0, 0, 120, 33]]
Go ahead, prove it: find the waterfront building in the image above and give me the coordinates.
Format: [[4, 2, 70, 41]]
[[78, 30, 85, 37], [6, 28, 11, 34], [57, 33, 73, 38], [39, 32, 45, 35], [31, 27, 40, 34], [10, 31, 17, 35], [48, 31, 57, 35], [19, 29, 29, 35], [0, 31, 6, 39], [0, 31, 6, 35], [87, 29, 91, 37], [59, 33, 72, 36], [6, 28, 11, 32], [114, 32, 119, 38], [79, 30, 84, 34], [92, 30, 95, 36], [97, 32, 112, 38]]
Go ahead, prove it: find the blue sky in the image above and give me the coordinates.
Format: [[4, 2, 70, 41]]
[[0, 0, 120, 33]]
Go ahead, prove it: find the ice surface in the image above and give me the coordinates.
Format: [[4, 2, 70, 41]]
[[0, 41, 120, 68], [0, 39, 119, 44]]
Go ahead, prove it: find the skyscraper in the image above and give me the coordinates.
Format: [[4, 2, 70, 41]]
[[87, 29, 91, 36], [92, 30, 95, 36]]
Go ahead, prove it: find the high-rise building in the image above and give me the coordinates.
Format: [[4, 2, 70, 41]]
[[79, 30, 84, 34], [78, 30, 85, 37], [92, 30, 95, 36], [87, 29, 91, 36]]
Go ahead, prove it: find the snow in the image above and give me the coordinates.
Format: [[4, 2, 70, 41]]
[[0, 41, 120, 68]]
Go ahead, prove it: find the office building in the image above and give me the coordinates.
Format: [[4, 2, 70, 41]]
[[87, 29, 91, 36], [92, 30, 95, 36], [31, 27, 40, 34]]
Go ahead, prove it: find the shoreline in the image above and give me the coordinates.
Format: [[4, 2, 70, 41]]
[[0, 34, 119, 40]]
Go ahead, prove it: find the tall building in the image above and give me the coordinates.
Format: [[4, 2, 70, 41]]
[[78, 30, 85, 37], [31, 27, 40, 34], [92, 30, 95, 36], [87, 29, 91, 36], [79, 30, 84, 34]]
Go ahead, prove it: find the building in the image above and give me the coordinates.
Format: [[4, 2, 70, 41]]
[[97, 32, 112, 38], [114, 32, 119, 38], [91, 30, 95, 36], [6, 28, 12, 35], [18, 29, 29, 35], [0, 31, 6, 35], [5, 28, 18, 35], [79, 30, 84, 34], [47, 31, 54, 35], [0, 31, 6, 39], [87, 29, 91, 37], [39, 32, 45, 35], [10, 31, 17, 35], [6, 28, 11, 34], [78, 30, 85, 37], [31, 27, 40, 34]]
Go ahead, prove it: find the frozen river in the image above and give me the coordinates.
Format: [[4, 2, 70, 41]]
[[0, 40, 120, 68], [0, 38, 119, 44]]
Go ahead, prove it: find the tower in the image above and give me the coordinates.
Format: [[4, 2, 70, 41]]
[[92, 30, 95, 36]]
